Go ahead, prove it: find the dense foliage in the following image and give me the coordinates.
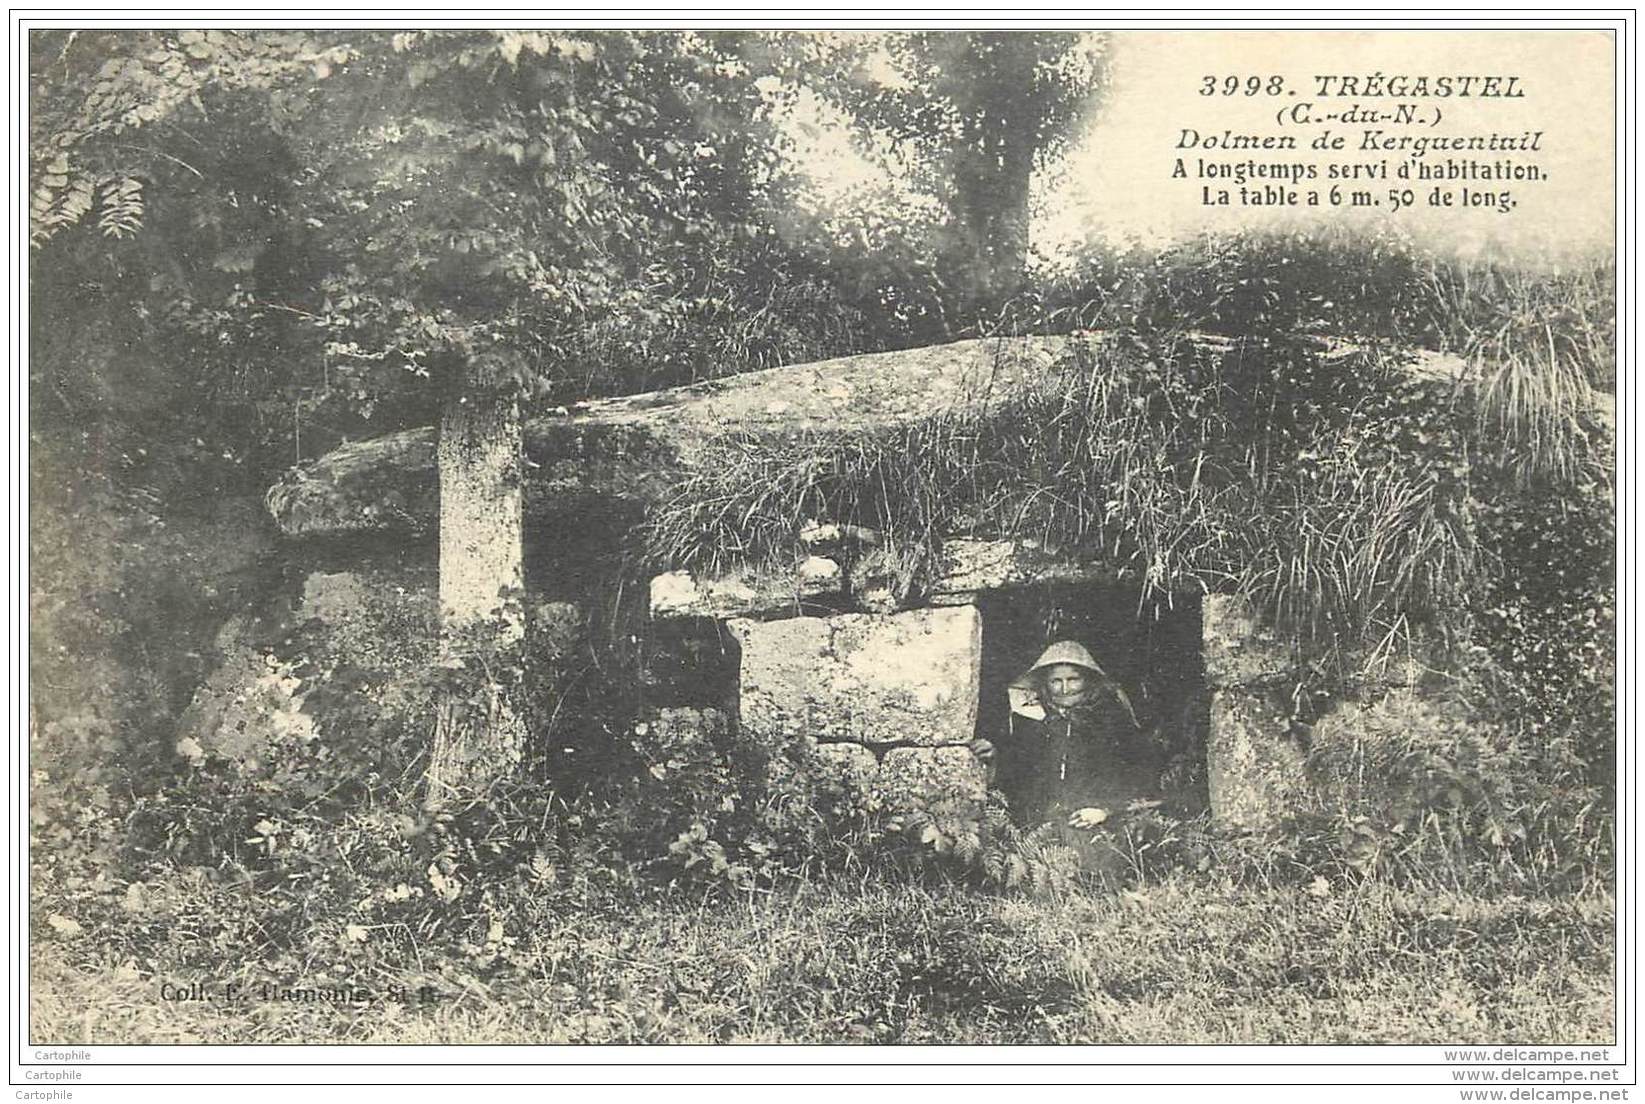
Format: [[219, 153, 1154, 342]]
[[30, 31, 884, 474]]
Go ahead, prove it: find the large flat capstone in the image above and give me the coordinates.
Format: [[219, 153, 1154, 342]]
[[728, 606, 981, 750], [268, 336, 1072, 539]]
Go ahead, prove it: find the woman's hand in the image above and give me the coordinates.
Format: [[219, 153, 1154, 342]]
[[1067, 806, 1109, 829], [967, 737, 995, 762]]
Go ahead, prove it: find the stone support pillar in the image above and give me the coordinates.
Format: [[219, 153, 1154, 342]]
[[1201, 595, 1308, 832]]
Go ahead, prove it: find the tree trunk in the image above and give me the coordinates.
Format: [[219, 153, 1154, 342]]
[[425, 385, 527, 806], [949, 139, 1033, 319], [989, 141, 1035, 299]]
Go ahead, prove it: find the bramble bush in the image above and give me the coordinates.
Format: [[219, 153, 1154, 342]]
[[1294, 689, 1609, 891]]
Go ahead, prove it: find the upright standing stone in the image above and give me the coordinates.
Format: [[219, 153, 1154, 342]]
[[1201, 594, 1307, 831]]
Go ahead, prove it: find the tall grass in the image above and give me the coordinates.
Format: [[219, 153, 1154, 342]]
[[1410, 260, 1613, 488], [1031, 229, 1614, 489], [644, 332, 1476, 668]]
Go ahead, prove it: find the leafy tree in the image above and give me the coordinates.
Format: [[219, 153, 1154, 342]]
[[29, 29, 804, 802], [803, 30, 1108, 326], [296, 31, 812, 799]]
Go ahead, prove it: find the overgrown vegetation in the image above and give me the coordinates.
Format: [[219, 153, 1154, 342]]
[[32, 230, 1615, 1040], [27, 530, 1618, 1038], [646, 334, 1473, 651]]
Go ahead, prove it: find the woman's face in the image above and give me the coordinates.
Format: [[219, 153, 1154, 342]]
[[1040, 663, 1092, 714]]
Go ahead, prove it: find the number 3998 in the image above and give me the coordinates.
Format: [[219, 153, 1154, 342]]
[[1200, 75, 1288, 96]]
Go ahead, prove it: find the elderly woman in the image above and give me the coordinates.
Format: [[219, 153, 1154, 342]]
[[972, 641, 1164, 874]]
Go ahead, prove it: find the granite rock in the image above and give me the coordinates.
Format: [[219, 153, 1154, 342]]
[[1201, 594, 1294, 689], [1205, 687, 1307, 832], [728, 606, 981, 751]]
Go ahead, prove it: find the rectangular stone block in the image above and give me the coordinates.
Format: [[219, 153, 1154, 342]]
[[728, 605, 981, 750], [649, 558, 843, 621], [927, 538, 1109, 604]]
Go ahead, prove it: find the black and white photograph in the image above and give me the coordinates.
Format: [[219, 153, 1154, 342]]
[[15, 14, 1630, 1088]]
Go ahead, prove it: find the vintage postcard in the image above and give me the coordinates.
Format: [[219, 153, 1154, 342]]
[[15, 15, 1630, 1094]]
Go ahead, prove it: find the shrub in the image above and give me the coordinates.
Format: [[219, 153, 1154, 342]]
[[1471, 474, 1615, 774], [1296, 689, 1610, 891], [29, 430, 279, 908]]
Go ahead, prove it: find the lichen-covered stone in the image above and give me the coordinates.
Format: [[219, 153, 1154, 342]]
[[728, 606, 981, 750], [927, 538, 1111, 605], [270, 336, 1074, 540], [650, 538, 1112, 621], [1201, 594, 1294, 689], [799, 521, 882, 550], [649, 559, 843, 620], [725, 615, 834, 748], [652, 570, 749, 620], [796, 556, 843, 591], [1205, 688, 1307, 831], [269, 340, 1544, 554]]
